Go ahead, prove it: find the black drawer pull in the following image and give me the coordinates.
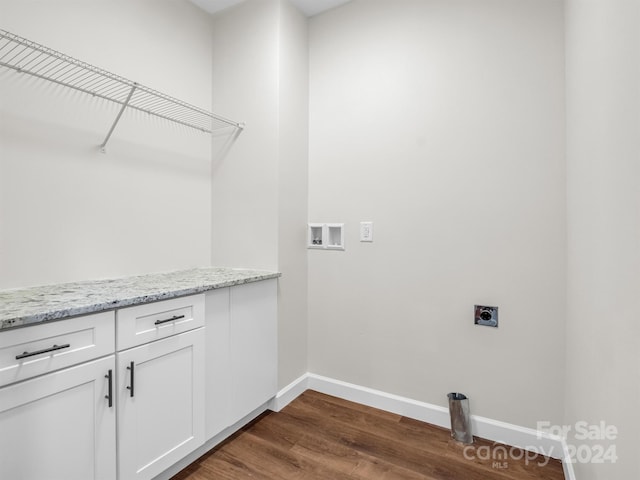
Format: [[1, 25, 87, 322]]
[[126, 361, 135, 397], [16, 343, 71, 360], [154, 314, 185, 325], [105, 369, 113, 407]]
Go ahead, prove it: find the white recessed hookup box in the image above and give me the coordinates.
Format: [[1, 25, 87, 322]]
[[308, 223, 344, 250]]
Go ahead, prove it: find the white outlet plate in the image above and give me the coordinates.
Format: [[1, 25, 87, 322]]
[[360, 222, 373, 242]]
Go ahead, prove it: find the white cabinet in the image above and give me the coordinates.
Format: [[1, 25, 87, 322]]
[[0, 279, 276, 480], [204, 279, 278, 438], [204, 287, 231, 439], [0, 312, 116, 480], [229, 279, 278, 423], [0, 355, 116, 480], [116, 296, 205, 480]]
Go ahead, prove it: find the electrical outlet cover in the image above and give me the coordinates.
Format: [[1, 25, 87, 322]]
[[360, 222, 373, 242]]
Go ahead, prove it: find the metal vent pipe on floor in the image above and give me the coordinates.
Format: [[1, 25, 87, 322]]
[[447, 392, 473, 444]]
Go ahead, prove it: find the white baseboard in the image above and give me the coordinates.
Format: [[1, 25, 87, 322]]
[[269, 372, 310, 412], [274, 372, 575, 479]]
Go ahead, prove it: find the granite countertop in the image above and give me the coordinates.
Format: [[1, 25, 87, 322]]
[[0, 267, 280, 331]]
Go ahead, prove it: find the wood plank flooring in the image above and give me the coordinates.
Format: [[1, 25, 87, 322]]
[[172, 390, 565, 480]]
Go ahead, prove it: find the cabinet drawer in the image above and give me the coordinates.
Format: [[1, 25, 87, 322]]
[[116, 294, 205, 351], [0, 311, 115, 387]]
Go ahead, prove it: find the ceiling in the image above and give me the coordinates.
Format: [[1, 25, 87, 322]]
[[190, 0, 352, 17]]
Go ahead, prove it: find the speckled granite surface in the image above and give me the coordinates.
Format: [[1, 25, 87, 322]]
[[0, 267, 280, 331]]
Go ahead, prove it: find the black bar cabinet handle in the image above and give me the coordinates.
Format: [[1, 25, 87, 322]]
[[126, 361, 135, 397], [105, 369, 113, 407], [154, 314, 185, 325], [16, 343, 71, 360]]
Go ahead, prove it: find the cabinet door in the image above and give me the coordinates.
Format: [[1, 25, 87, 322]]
[[204, 287, 230, 439], [229, 279, 278, 423], [0, 356, 116, 480], [117, 328, 205, 480]]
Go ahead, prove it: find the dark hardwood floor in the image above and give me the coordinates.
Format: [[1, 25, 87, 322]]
[[172, 390, 565, 480]]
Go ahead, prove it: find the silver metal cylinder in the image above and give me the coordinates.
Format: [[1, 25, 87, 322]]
[[447, 392, 473, 444]]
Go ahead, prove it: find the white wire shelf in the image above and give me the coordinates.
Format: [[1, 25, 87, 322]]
[[0, 29, 244, 150]]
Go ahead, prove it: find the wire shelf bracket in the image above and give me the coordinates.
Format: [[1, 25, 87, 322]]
[[0, 29, 244, 152]]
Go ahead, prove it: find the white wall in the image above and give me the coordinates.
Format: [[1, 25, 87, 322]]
[[277, 0, 311, 388], [565, 0, 640, 478], [308, 0, 566, 428], [0, 0, 214, 289], [210, 0, 280, 271], [210, 0, 309, 387]]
